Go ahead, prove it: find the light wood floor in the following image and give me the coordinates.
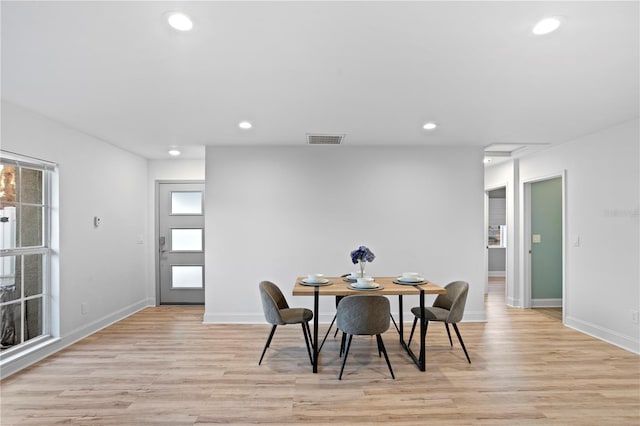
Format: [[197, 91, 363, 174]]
[[1, 282, 638, 425]]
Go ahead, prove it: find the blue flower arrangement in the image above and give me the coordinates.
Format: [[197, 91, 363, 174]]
[[351, 245, 375, 263], [351, 245, 375, 276]]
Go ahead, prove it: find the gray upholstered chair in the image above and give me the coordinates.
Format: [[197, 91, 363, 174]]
[[322, 275, 399, 348], [258, 281, 313, 366], [408, 280, 471, 363], [336, 295, 395, 380]]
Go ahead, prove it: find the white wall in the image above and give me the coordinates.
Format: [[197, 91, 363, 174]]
[[1, 101, 151, 377], [147, 160, 205, 304], [204, 145, 486, 324], [518, 118, 640, 353]]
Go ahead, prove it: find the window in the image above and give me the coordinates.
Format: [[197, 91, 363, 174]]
[[171, 191, 202, 215], [0, 151, 54, 354]]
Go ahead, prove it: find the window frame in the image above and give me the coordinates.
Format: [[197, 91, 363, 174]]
[[0, 151, 54, 356]]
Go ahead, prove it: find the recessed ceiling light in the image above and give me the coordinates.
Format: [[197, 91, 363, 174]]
[[483, 158, 492, 164], [168, 13, 193, 31], [238, 121, 253, 130], [532, 17, 563, 35], [168, 149, 181, 156], [423, 122, 437, 130]]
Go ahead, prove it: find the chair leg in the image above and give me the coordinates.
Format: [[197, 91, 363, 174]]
[[258, 324, 277, 365], [452, 323, 471, 363], [340, 332, 346, 357], [320, 314, 337, 350], [376, 334, 395, 379], [390, 313, 400, 333], [301, 322, 313, 365], [408, 316, 418, 347], [444, 323, 453, 347], [338, 334, 353, 380]]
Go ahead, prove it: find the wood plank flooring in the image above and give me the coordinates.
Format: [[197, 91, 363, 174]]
[[532, 307, 563, 321], [1, 282, 638, 425]]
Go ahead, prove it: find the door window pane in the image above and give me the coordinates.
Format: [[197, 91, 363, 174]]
[[171, 266, 203, 289], [171, 229, 203, 251], [171, 192, 202, 215]]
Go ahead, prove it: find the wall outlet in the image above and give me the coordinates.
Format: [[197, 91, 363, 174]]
[[81, 302, 88, 315], [632, 310, 639, 324]]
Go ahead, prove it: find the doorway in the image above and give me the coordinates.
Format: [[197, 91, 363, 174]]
[[156, 181, 205, 305], [524, 175, 564, 318], [485, 186, 508, 302]]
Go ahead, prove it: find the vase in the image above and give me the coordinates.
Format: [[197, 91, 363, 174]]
[[359, 260, 367, 277]]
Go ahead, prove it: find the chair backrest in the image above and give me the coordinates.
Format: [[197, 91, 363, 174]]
[[433, 281, 469, 323], [259, 281, 289, 325], [337, 295, 390, 336]]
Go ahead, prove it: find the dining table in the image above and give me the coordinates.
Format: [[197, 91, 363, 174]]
[[292, 276, 447, 373]]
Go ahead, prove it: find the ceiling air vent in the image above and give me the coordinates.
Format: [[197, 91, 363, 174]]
[[306, 134, 345, 145]]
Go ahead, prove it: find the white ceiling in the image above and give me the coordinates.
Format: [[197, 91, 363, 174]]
[[2, 1, 638, 160]]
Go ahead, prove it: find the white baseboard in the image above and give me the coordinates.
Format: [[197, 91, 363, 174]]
[[0, 298, 154, 379], [565, 315, 639, 355], [506, 296, 520, 307], [488, 271, 506, 277], [531, 298, 562, 308]]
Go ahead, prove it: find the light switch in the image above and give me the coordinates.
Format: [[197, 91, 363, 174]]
[[532, 234, 541, 243]]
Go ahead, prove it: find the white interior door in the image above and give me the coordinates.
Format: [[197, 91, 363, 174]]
[[157, 181, 205, 305]]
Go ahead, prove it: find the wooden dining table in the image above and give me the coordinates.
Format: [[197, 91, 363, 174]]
[[292, 276, 446, 373]]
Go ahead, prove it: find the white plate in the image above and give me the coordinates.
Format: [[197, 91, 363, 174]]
[[301, 278, 330, 285], [348, 283, 382, 291], [397, 276, 424, 283], [394, 279, 425, 285]]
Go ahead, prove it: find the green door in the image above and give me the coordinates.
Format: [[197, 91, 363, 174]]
[[531, 178, 562, 302]]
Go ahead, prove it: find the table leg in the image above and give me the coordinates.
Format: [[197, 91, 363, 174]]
[[398, 295, 404, 344], [313, 286, 319, 373], [396, 290, 426, 371], [419, 288, 426, 371]]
